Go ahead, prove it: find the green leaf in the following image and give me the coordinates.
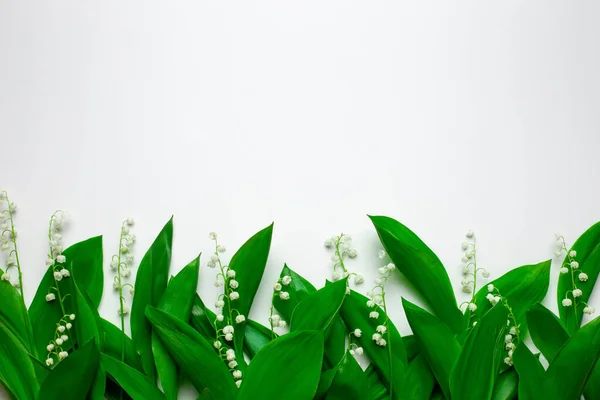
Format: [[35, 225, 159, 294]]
[[98, 319, 143, 373], [558, 222, 600, 334], [369, 215, 462, 333], [243, 319, 275, 359], [29, 356, 50, 386], [400, 354, 435, 400], [468, 261, 551, 336], [146, 307, 236, 400], [152, 255, 200, 400], [403, 335, 419, 361], [291, 278, 347, 335], [64, 236, 104, 308], [490, 368, 518, 400], [545, 315, 600, 399], [237, 330, 324, 400], [273, 264, 317, 321], [73, 282, 105, 400], [340, 291, 406, 395], [131, 217, 173, 380], [450, 303, 508, 400], [224, 223, 273, 365], [101, 354, 166, 400], [0, 280, 35, 353], [402, 298, 460, 400], [526, 304, 569, 362], [365, 364, 389, 400], [29, 236, 104, 359], [190, 294, 217, 341], [0, 323, 39, 400], [512, 344, 545, 400], [324, 351, 370, 400], [323, 315, 347, 368], [37, 340, 100, 400]]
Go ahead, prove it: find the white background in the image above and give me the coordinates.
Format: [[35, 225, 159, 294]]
[[1, 1, 600, 398]]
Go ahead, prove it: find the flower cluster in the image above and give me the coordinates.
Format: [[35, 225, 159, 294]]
[[324, 234, 363, 289], [460, 230, 490, 295], [45, 314, 75, 366], [364, 250, 396, 349], [0, 190, 23, 291], [46, 211, 69, 288], [111, 218, 136, 316], [348, 328, 364, 356], [208, 232, 246, 385], [485, 284, 519, 366], [555, 235, 595, 317], [268, 275, 292, 336]]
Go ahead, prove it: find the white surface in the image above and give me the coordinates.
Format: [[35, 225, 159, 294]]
[[1, 1, 600, 398]]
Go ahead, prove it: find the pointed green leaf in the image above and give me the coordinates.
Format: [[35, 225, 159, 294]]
[[526, 304, 569, 362], [131, 217, 173, 380], [237, 330, 324, 400], [369, 215, 462, 333], [545, 315, 600, 399], [402, 298, 460, 399], [365, 364, 389, 400], [490, 368, 518, 400], [101, 354, 166, 400], [190, 294, 217, 341], [450, 303, 508, 400], [0, 323, 39, 400], [152, 255, 200, 400], [468, 261, 551, 336], [400, 354, 435, 400], [98, 319, 143, 373], [512, 344, 545, 400], [37, 340, 100, 400], [223, 223, 273, 365], [146, 307, 236, 400], [291, 278, 347, 334], [558, 222, 600, 334], [0, 280, 34, 353], [243, 319, 275, 359], [340, 291, 406, 395], [324, 351, 370, 400], [65, 236, 104, 308], [273, 264, 317, 321]]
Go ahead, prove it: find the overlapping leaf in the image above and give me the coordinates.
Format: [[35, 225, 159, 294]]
[[558, 222, 600, 334], [526, 304, 569, 362], [0, 323, 39, 400], [131, 217, 173, 380], [237, 330, 324, 400], [146, 307, 236, 400], [341, 291, 407, 397], [152, 255, 200, 400], [402, 298, 459, 399], [370, 215, 463, 333], [101, 354, 166, 400], [450, 303, 508, 400]]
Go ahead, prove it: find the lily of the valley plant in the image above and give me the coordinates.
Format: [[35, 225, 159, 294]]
[[0, 189, 599, 400]]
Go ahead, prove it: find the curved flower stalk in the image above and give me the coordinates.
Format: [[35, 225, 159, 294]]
[[0, 190, 24, 295], [268, 275, 291, 338], [459, 230, 492, 326], [556, 235, 595, 319], [110, 218, 136, 364], [324, 233, 364, 291], [362, 251, 396, 398], [206, 232, 244, 387], [43, 211, 77, 366], [485, 284, 519, 366]]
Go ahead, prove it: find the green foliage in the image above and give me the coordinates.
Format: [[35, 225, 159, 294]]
[[237, 330, 324, 400], [558, 222, 600, 334], [370, 215, 463, 333], [0, 322, 39, 400], [146, 307, 237, 400], [131, 217, 173, 380], [152, 256, 200, 400], [223, 223, 273, 366]]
